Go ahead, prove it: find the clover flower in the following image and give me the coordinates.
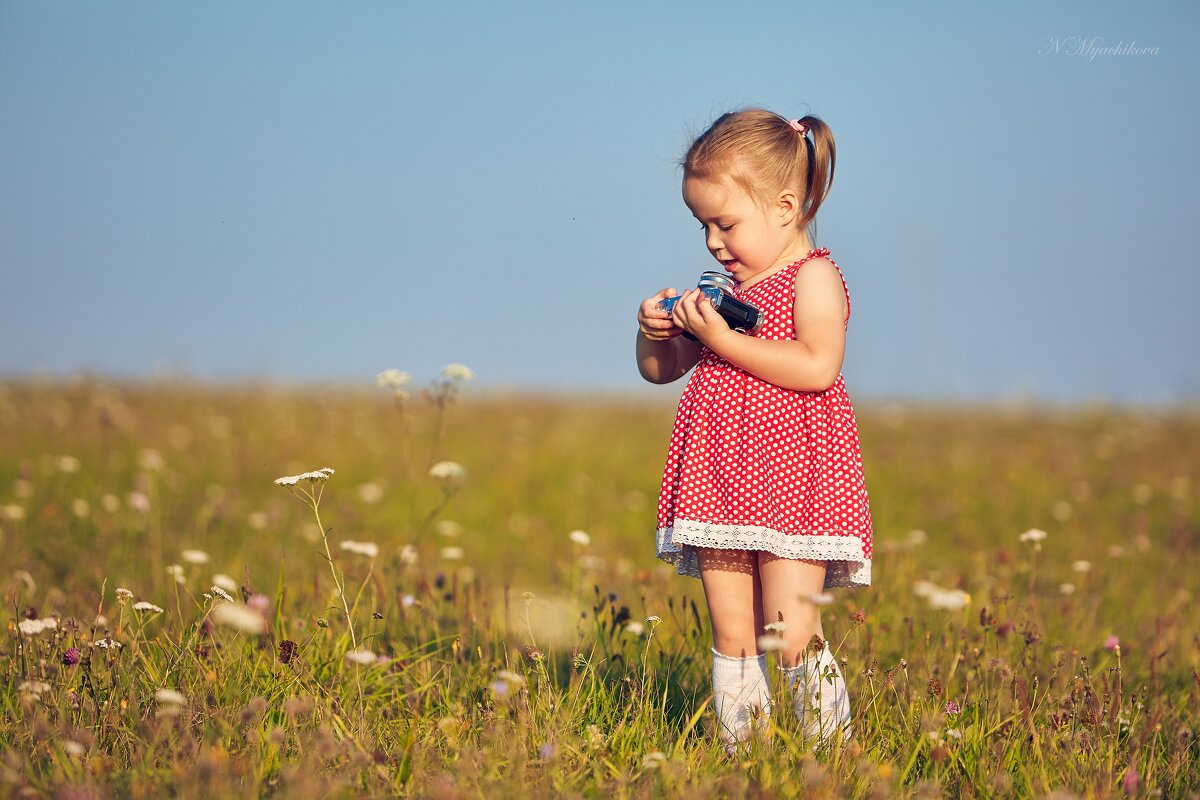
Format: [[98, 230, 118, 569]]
[[62, 648, 81, 666], [274, 467, 335, 487], [278, 640, 298, 665], [945, 700, 961, 715]]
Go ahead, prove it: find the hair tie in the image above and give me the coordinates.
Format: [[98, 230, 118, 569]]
[[788, 119, 808, 135]]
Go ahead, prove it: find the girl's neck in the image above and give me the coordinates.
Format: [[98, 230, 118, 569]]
[[740, 232, 817, 290]]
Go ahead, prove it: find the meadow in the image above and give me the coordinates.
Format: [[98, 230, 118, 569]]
[[1, 373, 1197, 799]]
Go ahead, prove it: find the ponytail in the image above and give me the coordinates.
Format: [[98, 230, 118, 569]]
[[683, 109, 837, 236]]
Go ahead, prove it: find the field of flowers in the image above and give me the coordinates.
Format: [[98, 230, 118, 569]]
[[1, 373, 1197, 799]]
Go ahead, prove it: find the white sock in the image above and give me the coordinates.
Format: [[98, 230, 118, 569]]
[[711, 648, 772, 754], [781, 646, 851, 746]]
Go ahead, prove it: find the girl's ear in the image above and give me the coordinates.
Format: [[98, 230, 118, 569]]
[[776, 190, 801, 227]]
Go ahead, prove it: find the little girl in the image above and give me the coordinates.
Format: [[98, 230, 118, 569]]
[[635, 109, 873, 754]]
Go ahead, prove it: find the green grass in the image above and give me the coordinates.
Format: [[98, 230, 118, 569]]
[[1, 378, 1197, 798]]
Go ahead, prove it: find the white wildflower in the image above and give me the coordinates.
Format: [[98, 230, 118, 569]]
[[1071, 560, 1092, 573], [274, 467, 335, 487], [401, 594, 416, 607], [339, 540, 379, 558], [63, 740, 86, 757], [94, 638, 122, 649], [439, 546, 464, 560], [757, 634, 787, 652], [568, 529, 591, 546], [0, 504, 26, 521], [435, 520, 462, 538], [71, 498, 90, 518], [1018, 528, 1047, 543], [495, 669, 526, 686], [55, 455, 80, 473], [94, 614, 107, 627], [441, 363, 475, 381], [428, 461, 466, 483], [578, 554, 606, 571], [247, 511, 269, 530], [139, 449, 165, 472], [209, 585, 234, 603], [181, 549, 209, 565], [18, 680, 51, 698], [645, 615, 662, 625], [100, 494, 120, 513], [212, 574, 238, 594], [927, 588, 971, 611], [399, 544, 419, 565], [345, 648, 377, 665], [945, 728, 963, 740], [211, 602, 266, 634], [1059, 583, 1076, 595], [764, 621, 787, 634], [642, 751, 667, 770], [154, 688, 186, 706], [805, 592, 834, 606], [357, 482, 384, 504], [905, 529, 928, 546], [912, 580, 939, 598], [376, 369, 411, 389], [624, 621, 645, 637], [165, 564, 185, 584], [126, 491, 150, 513], [18, 618, 56, 636], [133, 602, 164, 613]]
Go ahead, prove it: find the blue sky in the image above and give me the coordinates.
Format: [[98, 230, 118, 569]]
[[1, 1, 1196, 403]]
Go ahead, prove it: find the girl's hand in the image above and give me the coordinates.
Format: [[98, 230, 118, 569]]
[[670, 288, 733, 346], [638, 288, 682, 341]]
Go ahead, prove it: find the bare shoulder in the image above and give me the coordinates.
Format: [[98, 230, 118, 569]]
[[792, 256, 847, 315]]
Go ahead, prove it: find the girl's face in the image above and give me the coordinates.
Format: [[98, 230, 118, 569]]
[[682, 173, 807, 286]]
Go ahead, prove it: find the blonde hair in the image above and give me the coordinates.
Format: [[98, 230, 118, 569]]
[[682, 108, 836, 233]]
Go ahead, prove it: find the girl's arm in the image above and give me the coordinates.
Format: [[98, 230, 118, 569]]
[[636, 288, 704, 384], [670, 260, 847, 392]]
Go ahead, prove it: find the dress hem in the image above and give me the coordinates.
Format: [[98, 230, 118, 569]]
[[656, 519, 872, 589]]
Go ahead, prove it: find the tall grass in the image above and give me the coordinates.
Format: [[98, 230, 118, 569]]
[[1, 378, 1197, 798]]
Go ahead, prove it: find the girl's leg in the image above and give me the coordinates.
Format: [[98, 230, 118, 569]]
[[757, 554, 851, 745], [697, 547, 770, 753]]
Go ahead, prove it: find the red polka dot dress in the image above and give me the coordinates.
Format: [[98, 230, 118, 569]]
[[655, 247, 873, 589]]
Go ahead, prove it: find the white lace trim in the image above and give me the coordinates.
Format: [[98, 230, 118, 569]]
[[657, 519, 872, 589]]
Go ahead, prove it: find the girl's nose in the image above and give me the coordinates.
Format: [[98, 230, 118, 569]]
[[706, 229, 723, 252]]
